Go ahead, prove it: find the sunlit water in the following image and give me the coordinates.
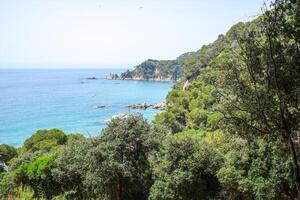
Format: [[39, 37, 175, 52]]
[[0, 68, 173, 146]]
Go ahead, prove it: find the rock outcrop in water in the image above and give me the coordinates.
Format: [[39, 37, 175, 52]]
[[152, 101, 166, 110], [105, 113, 130, 124], [96, 105, 106, 109], [128, 103, 151, 109], [127, 101, 166, 110], [86, 77, 98, 80], [106, 73, 119, 80]]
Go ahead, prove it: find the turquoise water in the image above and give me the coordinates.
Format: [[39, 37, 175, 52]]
[[0, 68, 173, 146]]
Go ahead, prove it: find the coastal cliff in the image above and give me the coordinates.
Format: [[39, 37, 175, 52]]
[[106, 73, 119, 80], [106, 52, 195, 82]]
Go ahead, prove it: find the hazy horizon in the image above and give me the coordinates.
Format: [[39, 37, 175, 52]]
[[0, 64, 132, 69], [0, 0, 264, 69]]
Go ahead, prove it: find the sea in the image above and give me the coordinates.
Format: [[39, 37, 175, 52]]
[[0, 68, 174, 146]]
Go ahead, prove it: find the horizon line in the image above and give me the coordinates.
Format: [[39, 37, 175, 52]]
[[0, 64, 134, 69]]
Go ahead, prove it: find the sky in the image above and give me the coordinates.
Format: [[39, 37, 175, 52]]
[[0, 0, 264, 68]]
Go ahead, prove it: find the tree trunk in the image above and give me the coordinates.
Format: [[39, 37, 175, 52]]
[[117, 177, 123, 200], [287, 134, 300, 199]]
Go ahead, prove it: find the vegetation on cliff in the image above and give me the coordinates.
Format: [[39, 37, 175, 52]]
[[120, 52, 196, 81]]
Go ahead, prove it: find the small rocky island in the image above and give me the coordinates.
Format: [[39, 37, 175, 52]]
[[86, 77, 98, 80]]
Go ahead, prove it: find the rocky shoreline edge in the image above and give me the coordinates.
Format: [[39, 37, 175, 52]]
[[103, 101, 166, 124], [106, 73, 173, 82], [96, 101, 166, 111], [127, 101, 166, 110]]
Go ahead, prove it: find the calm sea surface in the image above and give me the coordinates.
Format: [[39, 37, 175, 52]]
[[0, 68, 173, 146]]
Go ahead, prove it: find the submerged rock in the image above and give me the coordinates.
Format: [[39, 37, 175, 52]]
[[96, 105, 106, 109], [86, 77, 98, 80]]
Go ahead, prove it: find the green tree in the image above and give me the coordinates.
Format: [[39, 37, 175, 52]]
[[52, 115, 168, 200], [216, 0, 300, 197], [218, 138, 295, 199], [52, 137, 93, 199], [23, 129, 67, 152], [15, 155, 59, 199], [84, 115, 166, 200], [150, 131, 222, 200]]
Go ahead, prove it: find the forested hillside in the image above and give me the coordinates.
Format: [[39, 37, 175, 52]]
[[1, 0, 299, 199], [155, 1, 300, 199]]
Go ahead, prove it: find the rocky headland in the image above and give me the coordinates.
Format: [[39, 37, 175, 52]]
[[105, 52, 196, 82]]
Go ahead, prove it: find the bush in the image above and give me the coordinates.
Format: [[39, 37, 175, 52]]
[[15, 155, 59, 199], [0, 144, 17, 167], [150, 131, 222, 200], [23, 129, 67, 152]]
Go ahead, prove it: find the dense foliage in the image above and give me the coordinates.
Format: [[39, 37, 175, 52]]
[[156, 0, 299, 198], [0, 144, 17, 173], [0, 116, 170, 200], [1, 0, 299, 199]]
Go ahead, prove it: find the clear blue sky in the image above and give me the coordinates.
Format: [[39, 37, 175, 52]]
[[0, 0, 264, 68]]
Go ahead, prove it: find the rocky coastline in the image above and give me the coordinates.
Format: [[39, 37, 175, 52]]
[[127, 101, 166, 110], [106, 73, 173, 82], [104, 101, 166, 124], [96, 102, 166, 110]]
